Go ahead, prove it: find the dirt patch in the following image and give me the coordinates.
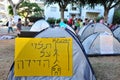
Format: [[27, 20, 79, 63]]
[[0, 39, 14, 80], [89, 56, 120, 80], [0, 39, 120, 80]]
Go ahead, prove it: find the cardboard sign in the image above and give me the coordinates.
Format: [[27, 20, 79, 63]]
[[14, 38, 73, 76]]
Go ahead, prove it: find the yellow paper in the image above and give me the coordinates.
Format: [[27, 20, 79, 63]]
[[14, 38, 73, 76]]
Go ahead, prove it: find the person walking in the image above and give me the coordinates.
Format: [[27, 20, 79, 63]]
[[7, 18, 14, 33], [17, 18, 22, 34]]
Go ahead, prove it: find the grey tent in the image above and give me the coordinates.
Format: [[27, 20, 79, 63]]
[[7, 20, 96, 80], [113, 26, 120, 42], [82, 32, 120, 55], [78, 23, 112, 42]]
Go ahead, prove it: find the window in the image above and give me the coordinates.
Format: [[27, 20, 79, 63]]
[[72, 7, 77, 10]]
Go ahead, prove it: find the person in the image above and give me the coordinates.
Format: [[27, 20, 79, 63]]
[[109, 23, 118, 31], [83, 18, 89, 26], [7, 18, 14, 33], [17, 18, 22, 34], [99, 17, 104, 24], [67, 15, 75, 27], [80, 19, 83, 28], [59, 19, 67, 28], [75, 18, 80, 33]]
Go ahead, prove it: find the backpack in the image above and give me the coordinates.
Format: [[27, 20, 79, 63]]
[[6, 21, 9, 26]]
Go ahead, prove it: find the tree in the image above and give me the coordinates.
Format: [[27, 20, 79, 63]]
[[18, 1, 44, 25], [8, 0, 24, 15], [99, 0, 120, 22], [8, 5, 13, 16], [45, 0, 85, 21], [86, 0, 120, 22]]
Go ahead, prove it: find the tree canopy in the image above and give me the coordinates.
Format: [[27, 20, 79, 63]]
[[8, 0, 24, 15], [18, 1, 44, 25], [18, 1, 44, 18]]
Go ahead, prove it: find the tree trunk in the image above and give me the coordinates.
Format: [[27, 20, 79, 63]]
[[24, 17, 28, 26], [104, 8, 109, 22], [13, 6, 17, 15], [8, 0, 24, 15], [60, 8, 65, 21]]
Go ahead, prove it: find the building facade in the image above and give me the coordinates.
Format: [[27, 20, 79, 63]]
[[0, 0, 8, 22], [44, 3, 114, 24], [0, 0, 114, 24]]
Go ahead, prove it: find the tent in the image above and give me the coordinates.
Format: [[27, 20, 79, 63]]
[[82, 32, 120, 56], [78, 23, 112, 42], [17, 19, 50, 37], [30, 19, 50, 32], [7, 20, 96, 80], [113, 26, 120, 42]]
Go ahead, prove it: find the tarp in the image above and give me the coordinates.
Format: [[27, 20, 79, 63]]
[[78, 23, 112, 42], [82, 32, 120, 55], [0, 35, 15, 40], [7, 22, 96, 80]]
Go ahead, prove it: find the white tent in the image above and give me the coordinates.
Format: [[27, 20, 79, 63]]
[[82, 32, 120, 55], [78, 23, 112, 42], [8, 20, 96, 80], [113, 26, 120, 42], [30, 19, 50, 32]]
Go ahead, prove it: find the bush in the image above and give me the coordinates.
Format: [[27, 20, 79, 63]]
[[96, 16, 104, 22], [28, 17, 44, 22], [47, 18, 56, 24], [63, 19, 68, 23], [112, 10, 120, 24], [47, 18, 68, 24], [56, 18, 68, 23], [0, 20, 2, 23]]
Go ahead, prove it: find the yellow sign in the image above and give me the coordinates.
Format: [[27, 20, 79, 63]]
[[14, 38, 73, 76]]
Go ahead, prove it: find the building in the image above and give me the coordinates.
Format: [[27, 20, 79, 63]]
[[44, 3, 114, 24], [81, 5, 114, 24], [44, 3, 80, 20], [0, 0, 8, 22], [0, 0, 114, 24]]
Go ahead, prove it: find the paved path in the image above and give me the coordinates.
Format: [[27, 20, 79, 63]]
[[0, 26, 31, 36], [0, 26, 16, 36]]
